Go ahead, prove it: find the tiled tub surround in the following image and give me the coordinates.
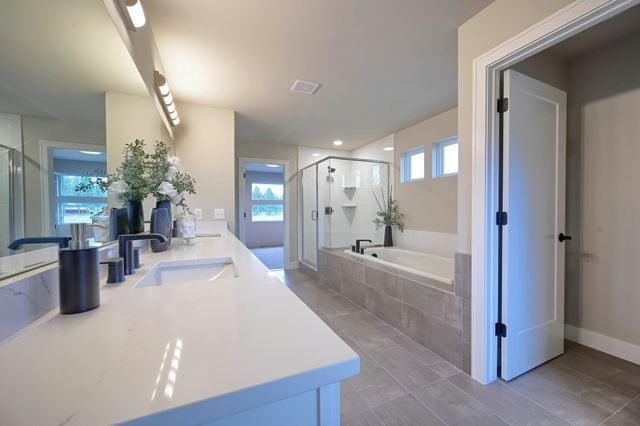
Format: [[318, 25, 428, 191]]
[[318, 248, 471, 372]]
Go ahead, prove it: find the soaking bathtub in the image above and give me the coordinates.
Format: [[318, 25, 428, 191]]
[[343, 247, 454, 289]]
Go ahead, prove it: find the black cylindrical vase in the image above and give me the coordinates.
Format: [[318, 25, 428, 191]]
[[59, 247, 100, 314], [150, 207, 172, 252], [127, 200, 145, 234], [384, 225, 393, 247]]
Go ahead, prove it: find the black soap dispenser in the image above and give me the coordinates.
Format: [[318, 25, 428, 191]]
[[58, 223, 100, 314]]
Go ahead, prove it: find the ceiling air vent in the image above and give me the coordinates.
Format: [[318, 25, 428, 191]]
[[290, 79, 321, 95]]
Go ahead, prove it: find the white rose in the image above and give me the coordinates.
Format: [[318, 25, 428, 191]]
[[108, 180, 129, 195], [157, 181, 177, 197], [167, 156, 181, 169], [165, 165, 179, 180]]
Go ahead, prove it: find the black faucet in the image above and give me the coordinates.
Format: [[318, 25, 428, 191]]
[[355, 239, 372, 255], [118, 233, 168, 275], [8, 237, 72, 250]]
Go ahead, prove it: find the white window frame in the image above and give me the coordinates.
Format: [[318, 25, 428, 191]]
[[432, 136, 459, 178], [400, 146, 425, 183]]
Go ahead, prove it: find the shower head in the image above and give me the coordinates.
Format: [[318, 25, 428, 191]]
[[327, 166, 336, 174]]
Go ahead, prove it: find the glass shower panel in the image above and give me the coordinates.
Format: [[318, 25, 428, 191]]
[[0, 147, 11, 257], [300, 165, 318, 267], [299, 156, 390, 269]]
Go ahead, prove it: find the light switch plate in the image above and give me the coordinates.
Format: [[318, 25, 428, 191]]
[[194, 208, 203, 219], [214, 208, 225, 219]]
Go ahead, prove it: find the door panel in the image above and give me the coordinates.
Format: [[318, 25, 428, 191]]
[[501, 69, 567, 380]]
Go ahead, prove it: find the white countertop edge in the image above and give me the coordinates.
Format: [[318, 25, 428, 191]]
[[124, 357, 360, 425]]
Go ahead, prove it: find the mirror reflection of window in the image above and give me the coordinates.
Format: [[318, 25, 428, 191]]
[[55, 174, 107, 224]]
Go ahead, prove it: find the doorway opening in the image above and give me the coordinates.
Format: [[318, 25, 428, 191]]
[[471, 0, 640, 384], [238, 159, 288, 270]]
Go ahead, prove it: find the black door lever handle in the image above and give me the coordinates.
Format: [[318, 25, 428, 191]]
[[559, 233, 573, 242]]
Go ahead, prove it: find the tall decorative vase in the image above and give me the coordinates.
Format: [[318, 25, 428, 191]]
[[384, 225, 393, 247], [127, 200, 145, 234], [150, 207, 172, 252]]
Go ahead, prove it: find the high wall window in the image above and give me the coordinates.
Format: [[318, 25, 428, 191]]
[[432, 136, 459, 178], [55, 174, 107, 224], [251, 183, 284, 222], [400, 147, 425, 183]]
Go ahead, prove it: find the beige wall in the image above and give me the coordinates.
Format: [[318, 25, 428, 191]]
[[174, 102, 235, 231], [22, 115, 105, 236], [457, 0, 574, 252], [105, 91, 172, 217], [105, 92, 235, 231], [394, 107, 458, 234], [235, 139, 298, 266], [563, 31, 640, 346]]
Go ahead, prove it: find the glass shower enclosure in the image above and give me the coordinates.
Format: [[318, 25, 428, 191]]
[[300, 156, 390, 269]]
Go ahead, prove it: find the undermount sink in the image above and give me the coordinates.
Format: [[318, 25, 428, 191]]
[[134, 257, 238, 288]]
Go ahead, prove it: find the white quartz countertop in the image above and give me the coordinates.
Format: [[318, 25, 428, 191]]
[[0, 231, 359, 425]]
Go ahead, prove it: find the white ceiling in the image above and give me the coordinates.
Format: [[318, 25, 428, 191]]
[[53, 148, 107, 163], [245, 163, 284, 174], [144, 0, 493, 150], [0, 0, 147, 123]]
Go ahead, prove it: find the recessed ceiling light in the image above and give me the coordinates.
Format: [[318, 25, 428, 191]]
[[312, 153, 320, 157], [80, 151, 102, 155], [123, 0, 146, 29], [266, 164, 279, 168], [290, 79, 322, 95], [382, 146, 394, 151], [333, 140, 343, 146], [169, 110, 178, 120], [163, 93, 173, 105], [172, 116, 180, 126], [166, 103, 176, 113]]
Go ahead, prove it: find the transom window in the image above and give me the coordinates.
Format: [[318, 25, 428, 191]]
[[432, 136, 459, 178], [400, 147, 425, 183]]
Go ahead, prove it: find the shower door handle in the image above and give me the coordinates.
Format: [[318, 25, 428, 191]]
[[311, 210, 318, 221]]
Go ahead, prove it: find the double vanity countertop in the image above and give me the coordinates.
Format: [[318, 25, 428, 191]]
[[0, 231, 359, 425]]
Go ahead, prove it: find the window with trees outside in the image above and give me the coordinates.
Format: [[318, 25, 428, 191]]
[[251, 183, 284, 222], [55, 174, 108, 224]]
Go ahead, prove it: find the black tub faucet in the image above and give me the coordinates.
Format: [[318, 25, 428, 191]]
[[355, 239, 372, 254], [8, 237, 72, 250], [118, 233, 168, 275]]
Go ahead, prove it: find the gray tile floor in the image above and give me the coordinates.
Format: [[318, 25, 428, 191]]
[[272, 269, 640, 426]]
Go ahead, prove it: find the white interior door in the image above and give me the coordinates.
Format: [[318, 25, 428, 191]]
[[501, 69, 567, 380]]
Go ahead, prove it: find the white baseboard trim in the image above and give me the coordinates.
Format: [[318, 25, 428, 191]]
[[565, 324, 640, 365]]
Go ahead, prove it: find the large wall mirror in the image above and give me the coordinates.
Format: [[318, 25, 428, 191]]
[[0, 0, 152, 279]]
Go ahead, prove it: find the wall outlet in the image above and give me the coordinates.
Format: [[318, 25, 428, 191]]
[[214, 208, 225, 219], [194, 208, 203, 219]]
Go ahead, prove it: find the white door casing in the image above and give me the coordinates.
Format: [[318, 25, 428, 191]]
[[501, 70, 566, 380]]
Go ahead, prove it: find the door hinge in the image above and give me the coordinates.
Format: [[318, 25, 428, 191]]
[[243, 212, 247, 218], [497, 97, 509, 113], [243, 172, 246, 179], [495, 322, 507, 338], [496, 211, 508, 226]]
